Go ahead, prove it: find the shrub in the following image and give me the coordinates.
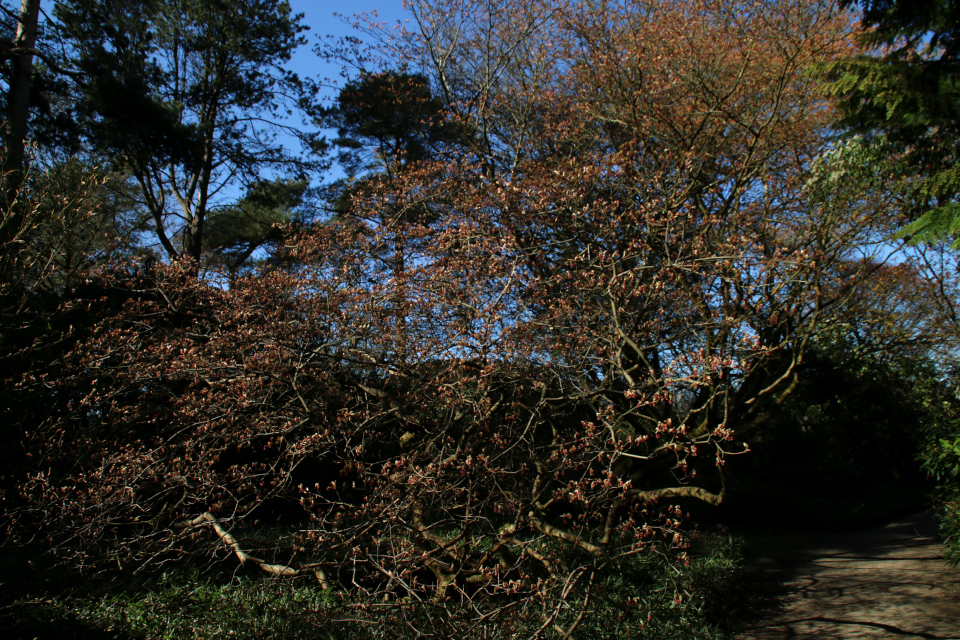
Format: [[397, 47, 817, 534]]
[[920, 413, 960, 566]]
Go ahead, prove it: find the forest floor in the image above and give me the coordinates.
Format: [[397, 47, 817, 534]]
[[732, 510, 960, 639]]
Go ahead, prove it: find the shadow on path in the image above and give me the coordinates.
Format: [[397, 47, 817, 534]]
[[734, 511, 960, 639]]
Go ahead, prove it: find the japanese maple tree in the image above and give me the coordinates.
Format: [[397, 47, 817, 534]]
[[10, 0, 896, 636]]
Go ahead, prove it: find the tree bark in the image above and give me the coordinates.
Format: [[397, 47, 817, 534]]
[[3, 0, 40, 208], [0, 0, 40, 287]]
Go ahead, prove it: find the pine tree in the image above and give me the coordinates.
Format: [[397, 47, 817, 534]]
[[57, 0, 327, 267]]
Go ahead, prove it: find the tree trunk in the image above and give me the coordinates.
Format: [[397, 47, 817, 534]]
[[1, 0, 41, 287], [3, 0, 40, 208]]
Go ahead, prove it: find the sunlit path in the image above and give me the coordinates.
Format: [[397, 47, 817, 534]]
[[737, 512, 960, 639]]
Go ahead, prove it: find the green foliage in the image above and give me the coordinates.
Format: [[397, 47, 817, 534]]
[[322, 70, 467, 178], [845, 0, 960, 53], [919, 408, 960, 566], [4, 534, 743, 640], [6, 571, 334, 640], [826, 0, 960, 246], [565, 536, 742, 640], [204, 178, 308, 274], [56, 0, 201, 168], [54, 0, 326, 261], [319, 70, 472, 225], [0, 22, 82, 156], [826, 0, 960, 566], [25, 159, 148, 286]]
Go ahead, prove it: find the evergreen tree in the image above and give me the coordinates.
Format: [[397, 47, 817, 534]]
[[204, 178, 308, 279], [828, 0, 960, 245], [320, 70, 469, 219], [56, 0, 327, 267]]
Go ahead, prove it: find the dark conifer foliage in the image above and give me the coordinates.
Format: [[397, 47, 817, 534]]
[[56, 0, 327, 265], [830, 0, 960, 244], [323, 71, 468, 178]]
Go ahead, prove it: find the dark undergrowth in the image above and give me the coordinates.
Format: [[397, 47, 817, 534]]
[[716, 481, 933, 535], [0, 532, 746, 640]]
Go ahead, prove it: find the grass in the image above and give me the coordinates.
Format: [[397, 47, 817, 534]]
[[564, 533, 743, 640], [1, 532, 746, 640], [4, 571, 337, 640]]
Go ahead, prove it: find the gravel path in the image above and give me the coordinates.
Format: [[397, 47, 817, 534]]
[[734, 511, 960, 639]]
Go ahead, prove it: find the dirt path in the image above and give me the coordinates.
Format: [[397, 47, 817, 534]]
[[734, 511, 960, 639]]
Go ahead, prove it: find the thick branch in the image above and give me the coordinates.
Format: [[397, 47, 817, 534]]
[[180, 512, 330, 589], [524, 515, 603, 556], [627, 484, 725, 506]]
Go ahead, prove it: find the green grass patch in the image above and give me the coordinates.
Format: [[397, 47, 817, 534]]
[[3, 533, 744, 640]]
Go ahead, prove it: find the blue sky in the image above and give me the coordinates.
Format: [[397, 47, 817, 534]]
[[288, 0, 410, 103], [280, 1, 411, 185]]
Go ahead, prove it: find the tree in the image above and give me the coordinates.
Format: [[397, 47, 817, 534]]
[[826, 0, 960, 563], [0, 0, 42, 284], [318, 70, 471, 361], [323, 70, 465, 181], [827, 0, 960, 245], [1, 0, 40, 208], [0, 155, 146, 509], [721, 260, 950, 530], [56, 0, 326, 267], [203, 177, 308, 279], [20, 158, 147, 287], [10, 0, 899, 636]]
